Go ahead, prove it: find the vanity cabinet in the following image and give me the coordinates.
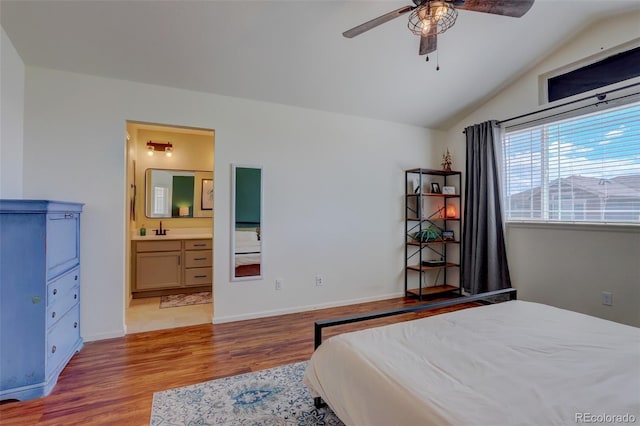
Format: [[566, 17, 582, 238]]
[[132, 238, 212, 298], [0, 200, 83, 401], [135, 241, 182, 290], [184, 239, 213, 287]]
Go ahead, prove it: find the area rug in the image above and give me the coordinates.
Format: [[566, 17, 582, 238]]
[[159, 291, 212, 309], [150, 361, 343, 425]]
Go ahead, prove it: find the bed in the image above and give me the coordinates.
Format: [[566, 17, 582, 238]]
[[234, 227, 261, 277], [304, 293, 640, 426]]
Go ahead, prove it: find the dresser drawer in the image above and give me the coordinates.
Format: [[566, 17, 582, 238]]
[[185, 250, 212, 268], [184, 267, 212, 286], [46, 306, 80, 374], [47, 267, 79, 306], [184, 239, 212, 250], [47, 285, 79, 329], [46, 212, 80, 279], [136, 240, 182, 252]]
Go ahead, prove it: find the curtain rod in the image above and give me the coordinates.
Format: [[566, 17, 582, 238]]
[[498, 82, 640, 126], [462, 81, 640, 133]]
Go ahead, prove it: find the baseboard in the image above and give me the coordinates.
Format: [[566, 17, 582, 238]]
[[212, 292, 404, 324], [83, 328, 126, 342]]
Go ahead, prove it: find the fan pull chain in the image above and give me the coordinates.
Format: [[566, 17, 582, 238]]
[[424, 53, 440, 71]]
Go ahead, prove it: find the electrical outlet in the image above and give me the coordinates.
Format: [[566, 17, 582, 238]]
[[602, 291, 613, 306], [275, 279, 283, 291], [315, 275, 324, 286]]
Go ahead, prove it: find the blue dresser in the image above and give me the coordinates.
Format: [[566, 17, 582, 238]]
[[0, 200, 83, 401]]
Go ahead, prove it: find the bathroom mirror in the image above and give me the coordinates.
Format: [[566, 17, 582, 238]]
[[231, 164, 263, 281], [145, 168, 213, 218]]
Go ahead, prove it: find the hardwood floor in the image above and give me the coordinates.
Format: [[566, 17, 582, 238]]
[[0, 296, 474, 425]]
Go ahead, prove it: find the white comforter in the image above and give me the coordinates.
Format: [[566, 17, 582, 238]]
[[304, 301, 640, 426]]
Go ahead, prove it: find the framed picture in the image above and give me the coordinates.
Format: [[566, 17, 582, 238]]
[[442, 186, 455, 195], [442, 230, 455, 241], [201, 179, 213, 210], [431, 182, 441, 194]]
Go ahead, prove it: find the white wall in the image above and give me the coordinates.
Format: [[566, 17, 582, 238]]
[[0, 27, 24, 198], [443, 12, 640, 326], [22, 67, 438, 340]]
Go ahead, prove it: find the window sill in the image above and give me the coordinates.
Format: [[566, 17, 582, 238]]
[[506, 221, 640, 233]]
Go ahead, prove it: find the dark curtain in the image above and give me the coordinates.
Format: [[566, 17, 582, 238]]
[[462, 120, 511, 294]]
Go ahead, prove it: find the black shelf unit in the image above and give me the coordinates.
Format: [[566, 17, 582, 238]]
[[405, 168, 462, 300]]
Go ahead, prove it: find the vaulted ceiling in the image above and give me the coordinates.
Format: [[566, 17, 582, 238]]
[[2, 0, 638, 129]]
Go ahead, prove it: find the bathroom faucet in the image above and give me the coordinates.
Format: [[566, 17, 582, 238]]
[[155, 221, 167, 236]]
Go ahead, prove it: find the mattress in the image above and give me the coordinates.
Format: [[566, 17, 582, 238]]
[[304, 300, 640, 426], [235, 228, 261, 255], [235, 253, 260, 266]]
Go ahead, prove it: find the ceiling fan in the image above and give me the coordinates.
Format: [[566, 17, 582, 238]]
[[343, 0, 535, 58]]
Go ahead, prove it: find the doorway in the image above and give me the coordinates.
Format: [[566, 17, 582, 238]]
[[125, 121, 215, 334]]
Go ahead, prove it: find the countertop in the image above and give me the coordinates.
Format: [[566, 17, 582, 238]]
[[131, 228, 212, 241]]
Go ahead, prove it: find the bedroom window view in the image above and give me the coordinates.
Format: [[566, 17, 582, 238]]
[[502, 101, 640, 223]]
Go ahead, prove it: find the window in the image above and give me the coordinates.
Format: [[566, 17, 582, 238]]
[[538, 40, 640, 104], [546, 46, 640, 103], [152, 186, 170, 217], [502, 101, 640, 224]]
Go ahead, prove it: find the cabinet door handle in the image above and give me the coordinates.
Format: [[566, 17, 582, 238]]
[[194, 257, 207, 261], [74, 322, 78, 329], [52, 311, 56, 318], [74, 293, 78, 300], [178, 256, 181, 265], [75, 275, 78, 281], [52, 345, 57, 354], [194, 275, 207, 278], [53, 288, 58, 295], [64, 213, 74, 219], [193, 244, 206, 247]]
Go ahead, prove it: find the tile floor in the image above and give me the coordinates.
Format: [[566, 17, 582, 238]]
[[126, 296, 213, 334]]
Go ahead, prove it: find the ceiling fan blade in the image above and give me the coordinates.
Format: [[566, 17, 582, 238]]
[[343, 5, 415, 38], [456, 0, 534, 18], [419, 33, 437, 55]]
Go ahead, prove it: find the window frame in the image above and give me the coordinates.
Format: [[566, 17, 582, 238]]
[[538, 38, 640, 105]]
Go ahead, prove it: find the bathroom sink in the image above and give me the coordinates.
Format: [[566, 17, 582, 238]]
[[132, 228, 212, 240]]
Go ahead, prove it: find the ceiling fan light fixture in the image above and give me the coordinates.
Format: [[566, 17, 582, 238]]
[[408, 1, 458, 36]]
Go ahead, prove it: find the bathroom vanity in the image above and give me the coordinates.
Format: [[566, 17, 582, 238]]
[[131, 235, 212, 298]]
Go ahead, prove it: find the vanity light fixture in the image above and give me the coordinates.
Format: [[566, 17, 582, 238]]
[[146, 141, 174, 157]]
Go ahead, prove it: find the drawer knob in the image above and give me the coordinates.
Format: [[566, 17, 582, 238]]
[[52, 345, 57, 354], [74, 322, 78, 329], [53, 288, 58, 295], [194, 257, 206, 261], [52, 311, 56, 318]]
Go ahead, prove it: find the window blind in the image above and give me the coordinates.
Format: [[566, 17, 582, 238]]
[[502, 101, 640, 224]]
